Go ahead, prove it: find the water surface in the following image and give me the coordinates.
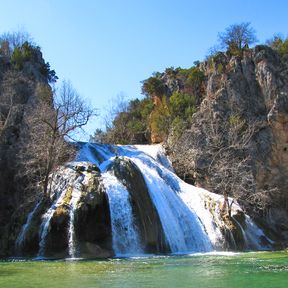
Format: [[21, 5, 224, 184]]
[[1, 252, 288, 288]]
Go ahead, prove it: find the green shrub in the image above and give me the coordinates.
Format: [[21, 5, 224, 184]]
[[186, 67, 205, 87], [217, 63, 223, 74], [150, 97, 171, 138], [11, 41, 57, 82], [11, 42, 35, 70], [229, 114, 242, 127], [267, 36, 288, 56], [171, 116, 186, 139], [103, 65, 204, 143], [141, 76, 166, 97], [278, 39, 288, 56], [170, 92, 197, 120], [207, 57, 214, 70], [95, 97, 154, 144], [165, 67, 177, 77]]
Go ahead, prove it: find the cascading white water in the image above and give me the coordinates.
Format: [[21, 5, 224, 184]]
[[102, 171, 143, 256], [232, 216, 249, 249], [37, 167, 80, 258], [243, 216, 273, 250], [78, 143, 144, 256], [18, 142, 271, 257], [115, 144, 269, 252], [132, 145, 223, 246], [130, 157, 212, 253], [38, 188, 67, 257], [15, 201, 41, 251], [134, 144, 174, 171], [86, 144, 213, 253], [231, 215, 273, 250], [175, 183, 225, 248], [67, 179, 83, 258]]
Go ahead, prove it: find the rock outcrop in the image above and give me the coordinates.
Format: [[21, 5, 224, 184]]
[[166, 46, 288, 243]]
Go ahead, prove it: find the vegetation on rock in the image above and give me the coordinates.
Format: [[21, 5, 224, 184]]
[[93, 98, 154, 144], [94, 65, 205, 144], [267, 35, 288, 57]]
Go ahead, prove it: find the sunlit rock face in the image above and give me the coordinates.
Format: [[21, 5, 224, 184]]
[[166, 46, 288, 241]]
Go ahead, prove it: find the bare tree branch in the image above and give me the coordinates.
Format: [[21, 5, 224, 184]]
[[17, 81, 97, 196]]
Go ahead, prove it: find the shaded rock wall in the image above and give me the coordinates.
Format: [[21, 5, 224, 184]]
[[75, 171, 112, 258], [0, 68, 51, 257]]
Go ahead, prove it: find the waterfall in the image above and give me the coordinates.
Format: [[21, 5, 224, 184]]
[[37, 167, 79, 258], [67, 181, 83, 258], [133, 146, 224, 247], [232, 216, 249, 249], [15, 200, 41, 252], [244, 216, 273, 249], [102, 171, 143, 256], [80, 144, 144, 256], [84, 143, 270, 253], [176, 184, 224, 248], [130, 157, 212, 253], [134, 144, 174, 171], [86, 144, 213, 253], [17, 143, 271, 258], [38, 189, 66, 257]]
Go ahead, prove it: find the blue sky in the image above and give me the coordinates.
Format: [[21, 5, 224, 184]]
[[1, 0, 288, 138]]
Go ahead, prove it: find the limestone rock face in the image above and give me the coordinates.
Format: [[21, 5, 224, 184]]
[[167, 46, 288, 241], [267, 92, 288, 192]]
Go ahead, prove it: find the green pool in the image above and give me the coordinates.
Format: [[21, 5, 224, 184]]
[[1, 252, 288, 288]]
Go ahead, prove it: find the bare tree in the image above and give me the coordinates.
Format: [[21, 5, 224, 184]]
[[201, 113, 259, 217], [97, 93, 129, 143], [218, 22, 257, 50], [0, 90, 14, 135], [246, 186, 281, 212], [184, 108, 283, 217], [19, 80, 96, 196], [103, 93, 128, 130]]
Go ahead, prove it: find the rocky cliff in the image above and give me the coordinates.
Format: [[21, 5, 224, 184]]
[[165, 46, 288, 241], [0, 43, 54, 257]]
